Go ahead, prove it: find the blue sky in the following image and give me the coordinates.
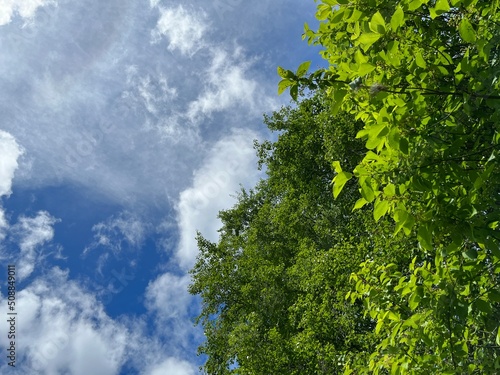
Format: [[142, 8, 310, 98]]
[[0, 1, 323, 374]]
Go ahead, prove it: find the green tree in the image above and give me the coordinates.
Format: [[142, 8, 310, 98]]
[[279, 0, 500, 373], [189, 93, 415, 374]]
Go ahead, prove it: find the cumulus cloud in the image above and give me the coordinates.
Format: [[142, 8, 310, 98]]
[[0, 130, 23, 241], [0, 130, 23, 197], [144, 271, 203, 357], [144, 357, 196, 375], [152, 5, 208, 56], [0, 0, 55, 26], [175, 128, 262, 270], [0, 268, 129, 375], [10, 211, 58, 280], [0, 266, 200, 374], [145, 272, 191, 319]]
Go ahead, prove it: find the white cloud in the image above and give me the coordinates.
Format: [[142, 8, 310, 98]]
[[0, 130, 23, 240], [0, 209, 7, 241], [0, 257, 198, 375], [138, 74, 177, 115], [84, 211, 147, 255], [11, 211, 58, 280], [187, 48, 277, 123], [0, 130, 23, 197], [125, 66, 178, 117], [0, 1, 286, 209], [144, 357, 196, 375], [0, 0, 55, 26], [152, 5, 208, 56], [0, 268, 129, 375], [145, 272, 191, 319], [144, 271, 203, 351], [175, 128, 261, 270]]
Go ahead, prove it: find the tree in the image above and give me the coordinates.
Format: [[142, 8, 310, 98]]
[[278, 0, 500, 373], [189, 93, 415, 374]]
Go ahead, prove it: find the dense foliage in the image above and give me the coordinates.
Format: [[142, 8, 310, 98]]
[[190, 0, 500, 373], [190, 94, 415, 373], [278, 0, 500, 373]]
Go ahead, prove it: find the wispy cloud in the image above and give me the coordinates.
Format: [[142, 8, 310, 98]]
[[187, 47, 275, 122], [10, 211, 58, 280], [84, 211, 147, 255]]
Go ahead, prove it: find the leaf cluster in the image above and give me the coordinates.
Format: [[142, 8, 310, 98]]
[[277, 0, 500, 373]]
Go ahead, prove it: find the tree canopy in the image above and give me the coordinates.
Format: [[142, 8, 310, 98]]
[[190, 0, 500, 373]]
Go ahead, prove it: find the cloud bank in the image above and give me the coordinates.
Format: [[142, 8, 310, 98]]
[[175, 128, 261, 270]]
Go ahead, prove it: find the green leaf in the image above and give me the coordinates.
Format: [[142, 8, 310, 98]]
[[402, 214, 415, 235], [408, 0, 424, 11], [360, 178, 375, 202], [331, 88, 347, 114], [374, 199, 390, 221], [278, 79, 292, 95], [459, 18, 476, 43], [415, 52, 427, 68], [296, 61, 311, 77], [394, 208, 409, 235], [290, 85, 299, 101], [463, 248, 478, 260], [365, 125, 388, 149], [409, 287, 423, 310], [369, 11, 386, 34], [357, 63, 376, 76], [383, 184, 396, 198], [474, 299, 492, 314], [353, 197, 369, 211], [417, 223, 433, 250], [488, 290, 500, 303], [332, 160, 343, 174], [387, 129, 401, 150], [333, 171, 353, 198], [277, 66, 296, 79], [357, 33, 382, 51], [317, 4, 331, 20], [402, 314, 419, 328], [399, 137, 409, 155], [387, 311, 400, 321], [497, 327, 500, 346], [430, 0, 450, 18], [390, 6, 404, 31], [366, 136, 384, 150]]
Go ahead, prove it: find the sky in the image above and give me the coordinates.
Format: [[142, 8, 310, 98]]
[[0, 1, 323, 374]]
